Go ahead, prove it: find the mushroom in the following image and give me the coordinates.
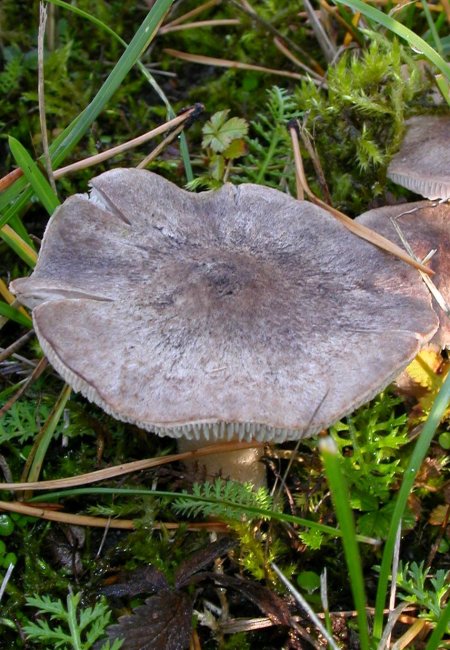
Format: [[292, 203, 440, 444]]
[[10, 169, 449, 485], [387, 115, 450, 200], [356, 200, 450, 348], [355, 200, 450, 398]]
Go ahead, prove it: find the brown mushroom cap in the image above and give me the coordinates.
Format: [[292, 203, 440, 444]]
[[387, 115, 450, 200], [356, 200, 450, 348], [11, 169, 440, 442]]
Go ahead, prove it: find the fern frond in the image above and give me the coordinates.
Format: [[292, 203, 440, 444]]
[[172, 478, 276, 522], [243, 86, 301, 187]]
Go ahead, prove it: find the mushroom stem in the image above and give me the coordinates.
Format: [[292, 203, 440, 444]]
[[177, 437, 267, 487]]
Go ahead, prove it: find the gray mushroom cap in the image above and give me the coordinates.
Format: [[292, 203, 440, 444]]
[[387, 115, 450, 200], [356, 200, 450, 348], [11, 169, 441, 443]]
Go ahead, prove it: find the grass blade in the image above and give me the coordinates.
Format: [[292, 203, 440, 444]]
[[0, 0, 176, 228], [420, 0, 444, 55], [27, 485, 374, 543], [1, 225, 37, 268], [21, 384, 72, 486], [45, 0, 193, 181], [373, 371, 450, 640], [435, 73, 450, 104], [9, 137, 60, 215], [48, 0, 175, 167], [0, 303, 32, 328], [425, 599, 450, 649], [319, 437, 371, 650], [271, 562, 340, 650]]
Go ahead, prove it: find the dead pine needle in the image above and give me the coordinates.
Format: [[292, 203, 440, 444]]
[[0, 500, 228, 532], [0, 356, 48, 420], [0, 167, 23, 191], [0, 330, 35, 364], [273, 36, 325, 83], [164, 48, 304, 80], [38, 2, 56, 195], [137, 121, 188, 169], [159, 19, 240, 35], [161, 0, 221, 30], [0, 441, 263, 492], [54, 105, 203, 179]]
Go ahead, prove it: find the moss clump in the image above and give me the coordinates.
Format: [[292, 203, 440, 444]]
[[292, 38, 433, 214]]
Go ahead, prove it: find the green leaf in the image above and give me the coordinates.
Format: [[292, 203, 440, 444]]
[[210, 154, 225, 181], [320, 437, 371, 650], [8, 137, 60, 215], [202, 110, 249, 152], [222, 138, 247, 159], [24, 591, 118, 648]]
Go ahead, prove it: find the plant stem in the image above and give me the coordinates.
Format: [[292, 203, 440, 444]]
[[66, 593, 83, 650]]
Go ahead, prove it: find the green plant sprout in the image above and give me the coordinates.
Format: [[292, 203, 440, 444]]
[[244, 86, 301, 187], [23, 591, 123, 650], [330, 392, 412, 537], [187, 109, 249, 188], [397, 561, 450, 627]]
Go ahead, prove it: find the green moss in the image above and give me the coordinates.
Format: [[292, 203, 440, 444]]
[[293, 38, 433, 214]]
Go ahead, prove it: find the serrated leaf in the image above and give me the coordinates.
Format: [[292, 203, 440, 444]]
[[429, 504, 449, 526], [202, 110, 249, 152], [222, 138, 247, 159], [22, 620, 72, 644], [105, 590, 193, 650], [298, 527, 324, 550]]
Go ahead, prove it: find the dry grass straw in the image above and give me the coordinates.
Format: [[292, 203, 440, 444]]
[[159, 19, 240, 34], [0, 499, 228, 532], [0, 441, 263, 491], [164, 48, 305, 80], [273, 37, 325, 83], [38, 3, 56, 195], [53, 106, 198, 178], [162, 0, 221, 28], [0, 357, 48, 419]]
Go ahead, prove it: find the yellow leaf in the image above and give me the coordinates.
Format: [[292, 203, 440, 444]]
[[405, 348, 443, 390]]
